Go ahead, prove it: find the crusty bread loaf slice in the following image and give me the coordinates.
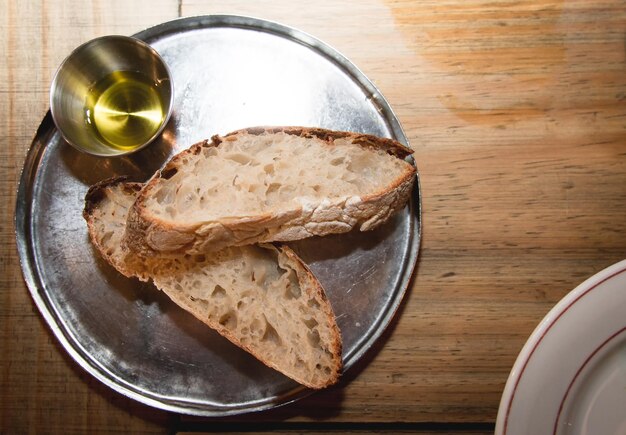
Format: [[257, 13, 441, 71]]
[[84, 177, 155, 281], [124, 127, 416, 256], [83, 177, 342, 389]]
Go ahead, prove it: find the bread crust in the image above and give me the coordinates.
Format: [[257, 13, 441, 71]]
[[124, 127, 416, 256]]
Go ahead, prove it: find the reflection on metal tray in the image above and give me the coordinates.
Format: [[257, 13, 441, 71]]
[[15, 15, 422, 416]]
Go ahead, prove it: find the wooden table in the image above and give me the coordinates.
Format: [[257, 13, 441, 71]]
[[2, 1, 625, 433]]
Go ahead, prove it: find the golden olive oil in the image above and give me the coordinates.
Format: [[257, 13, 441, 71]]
[[85, 71, 166, 150]]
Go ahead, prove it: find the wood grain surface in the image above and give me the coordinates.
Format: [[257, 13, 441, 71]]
[[2, 0, 625, 433]]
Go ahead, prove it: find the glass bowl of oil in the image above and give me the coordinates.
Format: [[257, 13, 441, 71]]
[[50, 35, 173, 157]]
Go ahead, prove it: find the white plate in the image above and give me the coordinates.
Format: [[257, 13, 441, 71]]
[[496, 259, 626, 435]]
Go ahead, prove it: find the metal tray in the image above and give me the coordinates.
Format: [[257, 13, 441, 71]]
[[15, 15, 421, 416]]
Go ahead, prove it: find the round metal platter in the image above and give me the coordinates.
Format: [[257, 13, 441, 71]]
[[15, 15, 422, 416]]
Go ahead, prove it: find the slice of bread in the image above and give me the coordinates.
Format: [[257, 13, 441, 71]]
[[124, 127, 416, 256], [84, 177, 154, 281], [83, 177, 342, 389]]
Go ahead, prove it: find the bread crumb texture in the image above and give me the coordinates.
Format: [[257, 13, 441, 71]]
[[146, 132, 410, 221], [154, 244, 341, 388]]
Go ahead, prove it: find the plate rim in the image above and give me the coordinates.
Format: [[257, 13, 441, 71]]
[[495, 259, 626, 434], [14, 14, 422, 416]]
